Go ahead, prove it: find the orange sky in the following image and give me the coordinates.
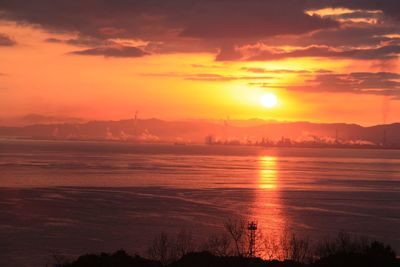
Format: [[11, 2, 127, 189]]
[[0, 2, 399, 126]]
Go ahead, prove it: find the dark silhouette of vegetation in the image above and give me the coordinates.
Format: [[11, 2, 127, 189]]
[[61, 244, 399, 267], [312, 233, 399, 267], [147, 230, 195, 266], [200, 233, 231, 257], [169, 251, 304, 267], [58, 219, 399, 267], [63, 250, 161, 267]]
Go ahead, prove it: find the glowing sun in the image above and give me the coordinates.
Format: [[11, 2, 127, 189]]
[[261, 93, 278, 108]]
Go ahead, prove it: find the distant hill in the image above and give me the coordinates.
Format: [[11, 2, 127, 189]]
[[0, 113, 85, 127], [0, 118, 399, 146]]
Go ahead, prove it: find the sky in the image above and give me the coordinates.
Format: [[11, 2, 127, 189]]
[[0, 0, 399, 126]]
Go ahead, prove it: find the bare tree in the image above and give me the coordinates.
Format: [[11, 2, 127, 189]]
[[280, 228, 291, 260], [147, 232, 171, 265], [201, 232, 231, 256], [174, 229, 195, 258], [315, 231, 371, 259], [288, 233, 311, 263], [147, 229, 196, 265], [315, 236, 338, 258], [278, 229, 312, 263], [262, 234, 280, 260], [224, 218, 247, 257]]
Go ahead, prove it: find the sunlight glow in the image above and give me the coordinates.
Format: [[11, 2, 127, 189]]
[[261, 93, 278, 108]]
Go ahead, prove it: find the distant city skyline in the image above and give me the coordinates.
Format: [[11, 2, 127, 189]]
[[1, 117, 399, 148]]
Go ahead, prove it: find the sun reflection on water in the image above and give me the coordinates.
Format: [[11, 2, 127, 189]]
[[259, 156, 278, 189], [250, 156, 288, 259]]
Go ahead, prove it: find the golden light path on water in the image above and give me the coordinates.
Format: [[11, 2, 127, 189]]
[[251, 156, 288, 259], [259, 156, 278, 189]]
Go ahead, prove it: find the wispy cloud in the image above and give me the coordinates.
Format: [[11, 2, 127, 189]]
[[217, 45, 400, 61], [241, 67, 311, 74], [141, 72, 273, 82], [0, 33, 16, 46], [257, 72, 400, 97], [69, 45, 149, 58]]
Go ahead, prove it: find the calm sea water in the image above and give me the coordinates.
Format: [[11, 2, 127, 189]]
[[0, 139, 399, 266]]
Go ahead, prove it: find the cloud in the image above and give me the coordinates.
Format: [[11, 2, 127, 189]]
[[178, 1, 338, 39], [240, 20, 400, 52], [191, 64, 225, 69], [69, 45, 149, 58], [141, 72, 272, 82], [0, 33, 16, 46], [1, 0, 399, 62], [303, 24, 400, 47], [241, 67, 311, 74], [184, 74, 236, 82], [0, 0, 338, 56], [185, 74, 272, 82], [307, 0, 400, 20], [0, 1, 338, 41], [46, 36, 111, 47], [263, 72, 400, 97], [219, 44, 400, 61], [332, 10, 384, 21]]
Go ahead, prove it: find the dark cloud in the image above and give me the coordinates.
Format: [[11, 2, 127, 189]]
[[46, 36, 111, 47], [215, 45, 243, 61], [1, 0, 399, 61], [69, 45, 149, 58], [247, 21, 400, 51], [45, 38, 62, 43], [303, 24, 400, 47], [331, 45, 399, 60], [265, 71, 400, 97], [179, 1, 338, 39], [220, 44, 400, 61], [143, 39, 215, 54], [0, 1, 338, 41], [0, 33, 16, 46], [0, 0, 338, 56]]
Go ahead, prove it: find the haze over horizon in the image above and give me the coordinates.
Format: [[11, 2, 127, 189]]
[[2, 113, 400, 128], [0, 0, 399, 125]]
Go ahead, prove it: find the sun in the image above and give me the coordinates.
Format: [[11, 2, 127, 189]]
[[261, 93, 278, 108]]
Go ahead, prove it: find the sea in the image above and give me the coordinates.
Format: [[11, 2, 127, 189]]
[[0, 139, 399, 266]]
